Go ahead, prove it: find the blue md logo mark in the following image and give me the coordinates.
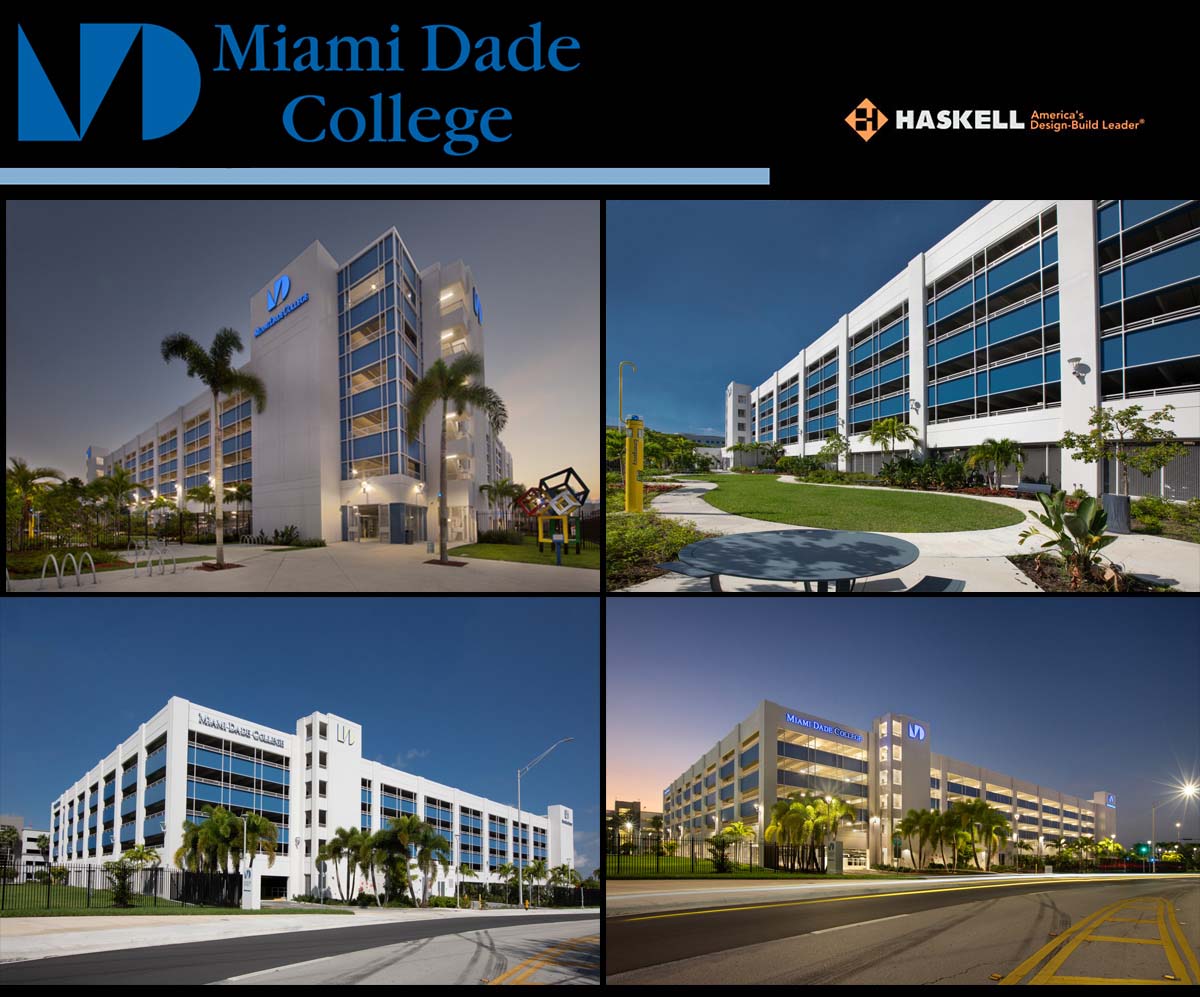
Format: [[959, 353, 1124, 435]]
[[473, 287, 483, 324], [267, 274, 291, 310], [1106, 794, 1116, 808], [907, 722, 926, 741], [17, 24, 200, 140]]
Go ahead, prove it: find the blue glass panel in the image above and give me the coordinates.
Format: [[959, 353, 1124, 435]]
[[144, 781, 167, 806], [347, 250, 377, 286], [242, 461, 251, 479], [388, 381, 398, 406], [384, 235, 393, 259], [852, 340, 873, 364], [350, 386, 383, 416], [120, 824, 136, 842], [851, 371, 872, 393], [877, 357, 905, 384], [988, 243, 1040, 293], [338, 271, 345, 293], [352, 434, 384, 459], [988, 355, 1044, 393], [938, 374, 975, 404], [350, 339, 382, 371], [821, 386, 838, 406], [1123, 237, 1200, 298], [349, 293, 381, 328], [879, 321, 905, 351], [1122, 199, 1189, 230], [821, 414, 837, 430], [936, 281, 972, 319], [927, 386, 935, 407], [1101, 336, 1124, 371], [973, 274, 985, 299], [390, 454, 399, 475], [741, 743, 759, 767], [1042, 233, 1058, 266], [1123, 314, 1200, 367], [402, 298, 419, 329], [878, 393, 907, 417], [240, 400, 251, 420], [404, 344, 420, 371], [1099, 269, 1123, 306], [1044, 293, 1059, 325], [1045, 351, 1061, 382], [1098, 202, 1120, 241], [402, 254, 416, 284], [850, 403, 872, 423], [806, 418, 820, 433], [989, 300, 1043, 344], [223, 436, 238, 456], [937, 328, 974, 362], [122, 769, 137, 791], [926, 303, 935, 325]]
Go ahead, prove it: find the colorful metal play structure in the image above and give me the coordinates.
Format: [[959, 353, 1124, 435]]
[[515, 466, 591, 555]]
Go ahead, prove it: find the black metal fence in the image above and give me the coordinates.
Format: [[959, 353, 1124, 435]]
[[606, 830, 762, 876], [0, 863, 241, 911]]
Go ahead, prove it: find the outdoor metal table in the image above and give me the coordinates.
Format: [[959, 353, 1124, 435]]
[[676, 529, 920, 592]]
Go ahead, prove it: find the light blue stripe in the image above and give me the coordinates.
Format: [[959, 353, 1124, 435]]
[[0, 167, 769, 185]]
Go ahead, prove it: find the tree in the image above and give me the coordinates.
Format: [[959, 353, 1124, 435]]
[[0, 825, 19, 880], [458, 861, 479, 902], [161, 328, 267, 567], [103, 858, 135, 907], [92, 466, 150, 544], [407, 353, 507, 563], [918, 809, 941, 871], [322, 829, 350, 901], [899, 810, 921, 869], [197, 805, 242, 872], [124, 843, 160, 872], [550, 863, 582, 906], [6, 458, 65, 549], [358, 834, 388, 906], [817, 432, 852, 469], [605, 428, 627, 479], [967, 438, 1024, 490], [377, 815, 425, 907], [240, 813, 278, 870], [1059, 404, 1187, 496], [978, 807, 1011, 871], [859, 417, 919, 462], [526, 857, 548, 906], [36, 833, 50, 871], [174, 820, 204, 871], [229, 482, 253, 536], [412, 823, 452, 907]]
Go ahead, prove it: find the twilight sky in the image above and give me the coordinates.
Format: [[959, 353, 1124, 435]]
[[1, 598, 600, 873], [606, 199, 989, 434], [607, 599, 1200, 846], [6, 199, 598, 492]]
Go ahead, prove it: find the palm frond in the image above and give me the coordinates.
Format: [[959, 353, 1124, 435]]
[[161, 334, 211, 379], [407, 364, 446, 427], [446, 351, 485, 385], [224, 370, 268, 413], [209, 327, 245, 370]]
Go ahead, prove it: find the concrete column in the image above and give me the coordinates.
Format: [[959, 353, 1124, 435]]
[[772, 371, 779, 443], [1056, 200, 1103, 494], [907, 254, 929, 451], [836, 316, 850, 469]]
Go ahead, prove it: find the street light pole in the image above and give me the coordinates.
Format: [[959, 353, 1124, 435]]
[[517, 737, 573, 911]]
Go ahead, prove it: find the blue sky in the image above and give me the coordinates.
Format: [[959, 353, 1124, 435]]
[[0, 598, 600, 873], [605, 199, 989, 434], [607, 599, 1200, 846]]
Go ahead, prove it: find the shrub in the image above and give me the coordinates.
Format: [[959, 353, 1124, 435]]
[[357, 893, 374, 907], [1131, 495, 1174, 521], [50, 866, 69, 884], [1135, 515, 1163, 534], [1071, 487, 1090, 501], [271, 524, 301, 545], [776, 456, 822, 476], [606, 512, 711, 591], [103, 858, 134, 907], [428, 895, 460, 908], [1018, 492, 1119, 590], [478, 529, 524, 544], [385, 895, 416, 908], [731, 466, 755, 474], [936, 457, 967, 491], [460, 894, 472, 908]]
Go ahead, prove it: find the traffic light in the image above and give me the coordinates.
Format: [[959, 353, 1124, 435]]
[[1135, 842, 1150, 856]]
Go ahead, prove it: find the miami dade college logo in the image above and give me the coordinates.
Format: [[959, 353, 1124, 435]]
[[846, 98, 888, 142], [267, 275, 291, 311], [17, 23, 200, 140], [907, 722, 926, 741]]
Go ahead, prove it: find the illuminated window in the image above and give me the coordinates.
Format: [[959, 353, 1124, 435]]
[[879, 746, 889, 763], [893, 770, 903, 786], [880, 770, 888, 786], [878, 721, 888, 738], [892, 794, 902, 811], [891, 720, 902, 738], [893, 744, 902, 762]]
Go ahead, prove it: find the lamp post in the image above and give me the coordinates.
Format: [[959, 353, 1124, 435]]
[[454, 833, 460, 908], [517, 737, 573, 910], [1151, 782, 1198, 873]]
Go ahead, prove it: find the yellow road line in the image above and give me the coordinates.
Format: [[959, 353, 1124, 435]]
[[1165, 901, 1200, 984], [1044, 976, 1176, 985], [999, 899, 1130, 985], [1086, 935, 1164, 945], [487, 935, 599, 986], [1157, 900, 1191, 984], [1028, 901, 1131, 985], [1104, 916, 1153, 923]]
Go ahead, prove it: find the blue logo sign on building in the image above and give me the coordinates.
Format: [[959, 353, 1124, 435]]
[[1106, 794, 1116, 808], [267, 274, 291, 310], [473, 287, 483, 324], [17, 24, 200, 140], [907, 722, 926, 741]]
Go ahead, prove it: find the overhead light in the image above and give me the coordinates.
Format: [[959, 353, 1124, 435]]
[[370, 283, 376, 290], [439, 290, 453, 301]]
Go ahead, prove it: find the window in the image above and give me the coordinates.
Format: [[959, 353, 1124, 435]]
[[319, 752, 327, 768], [305, 781, 312, 798], [892, 793, 902, 811], [891, 720, 901, 738], [879, 746, 888, 763], [305, 723, 312, 738], [305, 840, 312, 857], [892, 744, 902, 762], [893, 770, 902, 786], [878, 721, 888, 738], [880, 770, 889, 786], [319, 810, 327, 826], [319, 722, 327, 739], [305, 752, 312, 768], [319, 781, 327, 797], [306, 812, 312, 827]]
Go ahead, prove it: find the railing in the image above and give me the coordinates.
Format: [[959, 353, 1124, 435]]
[[0, 863, 243, 911]]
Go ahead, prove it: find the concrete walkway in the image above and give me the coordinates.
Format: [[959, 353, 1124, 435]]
[[10, 541, 598, 593], [632, 477, 1198, 592]]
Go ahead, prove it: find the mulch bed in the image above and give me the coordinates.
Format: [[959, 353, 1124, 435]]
[[1009, 554, 1168, 593], [194, 562, 245, 571], [424, 559, 468, 567]]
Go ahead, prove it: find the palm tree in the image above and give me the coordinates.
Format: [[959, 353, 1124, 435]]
[[6, 458, 65, 549], [240, 813, 278, 870], [858, 416, 920, 464], [478, 480, 502, 529], [407, 353, 508, 563], [551, 863, 583, 906], [918, 809, 941, 872], [413, 824, 452, 907], [93, 466, 149, 544], [377, 815, 425, 907], [197, 805, 241, 872], [1078, 835, 1095, 873], [458, 861, 478, 905], [229, 482, 253, 536], [525, 857, 549, 906], [322, 829, 351, 901], [497, 478, 524, 530], [967, 437, 1025, 490], [161, 329, 267, 567], [978, 808, 1011, 871], [355, 832, 386, 907], [899, 810, 921, 870], [174, 820, 204, 871]]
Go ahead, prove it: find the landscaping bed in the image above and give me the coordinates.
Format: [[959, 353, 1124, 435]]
[[1009, 554, 1173, 593], [1130, 496, 1200, 545], [680, 475, 1024, 532], [452, 534, 599, 570], [606, 512, 715, 591]]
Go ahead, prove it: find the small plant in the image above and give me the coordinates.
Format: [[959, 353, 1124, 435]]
[[478, 529, 524, 544], [706, 832, 734, 873], [1060, 404, 1187, 496], [51, 866, 69, 884], [103, 858, 135, 907], [1071, 487, 1090, 501], [1018, 491, 1119, 590], [271, 524, 301, 545]]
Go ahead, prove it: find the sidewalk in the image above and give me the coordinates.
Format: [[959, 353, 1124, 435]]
[[632, 477, 1198, 592], [0, 907, 597, 964]]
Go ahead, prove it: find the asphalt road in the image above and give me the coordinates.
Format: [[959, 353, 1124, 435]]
[[607, 876, 1200, 984], [0, 912, 594, 985]]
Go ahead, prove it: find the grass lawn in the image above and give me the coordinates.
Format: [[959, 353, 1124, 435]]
[[605, 856, 915, 879], [2, 905, 353, 917], [452, 535, 599, 569], [681, 474, 1024, 532]]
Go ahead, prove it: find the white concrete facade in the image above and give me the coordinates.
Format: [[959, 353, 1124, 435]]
[[88, 230, 513, 546], [49, 697, 572, 901], [725, 199, 1199, 498], [663, 700, 1113, 871]]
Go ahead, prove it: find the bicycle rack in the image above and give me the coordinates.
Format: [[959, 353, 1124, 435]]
[[241, 535, 267, 545], [58, 552, 99, 587], [5, 568, 10, 593], [152, 540, 177, 575], [39, 553, 62, 590]]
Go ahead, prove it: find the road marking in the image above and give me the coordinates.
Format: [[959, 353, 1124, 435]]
[[217, 949, 346, 982], [999, 896, 1200, 986], [620, 877, 1153, 923], [486, 935, 599, 985], [810, 913, 910, 935]]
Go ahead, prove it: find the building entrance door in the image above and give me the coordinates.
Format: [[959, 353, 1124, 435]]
[[357, 505, 380, 541]]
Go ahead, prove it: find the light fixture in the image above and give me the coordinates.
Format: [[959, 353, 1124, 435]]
[[441, 331, 454, 340]]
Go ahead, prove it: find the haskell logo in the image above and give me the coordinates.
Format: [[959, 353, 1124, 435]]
[[267, 274, 291, 311], [17, 24, 200, 141], [846, 98, 887, 142]]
